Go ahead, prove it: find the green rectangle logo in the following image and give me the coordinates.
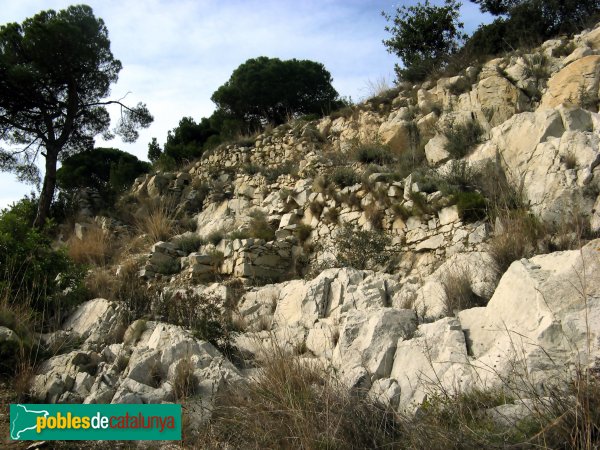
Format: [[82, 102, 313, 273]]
[[10, 404, 181, 441]]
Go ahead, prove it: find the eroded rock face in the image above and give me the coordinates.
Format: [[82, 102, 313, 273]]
[[31, 304, 240, 425], [541, 55, 600, 108], [459, 240, 600, 387], [332, 308, 417, 389], [390, 239, 600, 412], [390, 317, 474, 412], [62, 298, 127, 351], [471, 106, 600, 226]]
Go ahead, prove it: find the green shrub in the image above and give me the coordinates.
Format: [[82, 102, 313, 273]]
[[262, 161, 298, 184], [395, 146, 427, 179], [207, 229, 225, 246], [444, 120, 484, 159], [455, 191, 487, 222], [228, 229, 251, 240], [552, 41, 576, 57], [173, 234, 206, 254], [331, 167, 360, 188], [0, 198, 86, 317], [248, 210, 275, 241], [392, 202, 411, 220], [353, 144, 394, 165], [153, 289, 234, 351], [334, 225, 391, 270], [409, 191, 430, 216]]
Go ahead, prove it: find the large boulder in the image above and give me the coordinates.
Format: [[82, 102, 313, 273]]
[[390, 317, 475, 413], [62, 298, 127, 351], [541, 55, 600, 109], [459, 239, 600, 388], [470, 107, 600, 225], [473, 75, 529, 127], [332, 308, 417, 389]]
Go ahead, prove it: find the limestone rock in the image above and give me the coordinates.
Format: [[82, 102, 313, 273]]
[[30, 351, 101, 403], [378, 115, 413, 154], [62, 299, 126, 351], [333, 308, 417, 388], [390, 317, 475, 412], [459, 239, 600, 388], [541, 55, 600, 108], [474, 75, 528, 127], [425, 134, 450, 165], [470, 107, 600, 225]]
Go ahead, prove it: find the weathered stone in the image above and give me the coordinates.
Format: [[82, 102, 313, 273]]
[[438, 205, 459, 225], [415, 234, 444, 251], [369, 378, 402, 409], [62, 299, 126, 351], [425, 134, 450, 165], [391, 317, 474, 412], [333, 308, 417, 387], [459, 240, 600, 388], [541, 55, 600, 108]]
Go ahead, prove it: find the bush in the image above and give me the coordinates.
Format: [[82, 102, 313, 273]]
[[488, 210, 546, 276], [331, 167, 360, 188], [153, 289, 234, 351], [455, 191, 487, 222], [353, 144, 394, 165], [203, 346, 403, 448], [207, 229, 225, 246], [471, 159, 524, 215], [135, 199, 178, 243], [248, 210, 276, 241], [441, 267, 487, 316], [0, 198, 86, 316], [335, 225, 392, 270], [443, 119, 484, 159], [67, 226, 114, 266], [262, 161, 299, 184], [173, 234, 205, 254]]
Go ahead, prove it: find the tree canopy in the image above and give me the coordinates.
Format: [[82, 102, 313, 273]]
[[0, 5, 152, 226], [211, 56, 341, 127], [57, 147, 150, 194], [383, 0, 467, 82]]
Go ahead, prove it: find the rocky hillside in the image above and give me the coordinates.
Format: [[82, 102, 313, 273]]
[[17, 22, 600, 447]]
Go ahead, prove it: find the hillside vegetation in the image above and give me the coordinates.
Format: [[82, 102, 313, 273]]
[[3, 5, 600, 450]]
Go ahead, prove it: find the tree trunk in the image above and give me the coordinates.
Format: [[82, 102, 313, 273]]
[[33, 147, 59, 228]]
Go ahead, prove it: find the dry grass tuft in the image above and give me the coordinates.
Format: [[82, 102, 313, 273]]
[[441, 266, 486, 316], [135, 197, 179, 243], [488, 210, 545, 276], [67, 227, 114, 266], [202, 345, 403, 448]]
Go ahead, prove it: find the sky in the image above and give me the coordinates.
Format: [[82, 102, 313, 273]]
[[0, 0, 492, 209]]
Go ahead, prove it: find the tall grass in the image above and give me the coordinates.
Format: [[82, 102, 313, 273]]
[[67, 226, 114, 266], [135, 197, 179, 243], [202, 345, 403, 449]]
